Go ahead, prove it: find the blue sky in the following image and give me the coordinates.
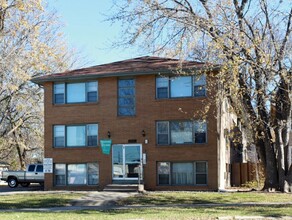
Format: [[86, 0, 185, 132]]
[[48, 1, 291, 67], [48, 0, 144, 66]]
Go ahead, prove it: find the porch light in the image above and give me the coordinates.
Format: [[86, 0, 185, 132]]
[[107, 131, 111, 138], [142, 130, 146, 137]]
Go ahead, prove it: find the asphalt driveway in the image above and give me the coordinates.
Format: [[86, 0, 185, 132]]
[[0, 181, 43, 193]]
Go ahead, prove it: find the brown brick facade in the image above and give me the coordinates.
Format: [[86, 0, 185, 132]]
[[43, 73, 220, 191]]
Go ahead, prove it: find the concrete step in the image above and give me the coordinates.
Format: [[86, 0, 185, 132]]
[[103, 184, 144, 192]]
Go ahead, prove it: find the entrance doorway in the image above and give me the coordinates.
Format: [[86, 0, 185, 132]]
[[112, 144, 142, 180]]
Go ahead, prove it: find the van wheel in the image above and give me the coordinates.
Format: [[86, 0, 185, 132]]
[[20, 182, 30, 187], [8, 178, 18, 188]]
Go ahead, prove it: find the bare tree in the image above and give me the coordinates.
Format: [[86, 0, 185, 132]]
[[110, 0, 292, 192], [0, 0, 78, 169]]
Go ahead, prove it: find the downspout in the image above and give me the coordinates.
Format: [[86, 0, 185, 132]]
[[217, 92, 223, 191]]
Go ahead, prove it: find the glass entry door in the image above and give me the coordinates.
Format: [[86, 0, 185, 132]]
[[112, 144, 142, 180]]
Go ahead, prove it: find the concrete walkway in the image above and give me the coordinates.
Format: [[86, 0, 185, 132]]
[[70, 191, 138, 207]]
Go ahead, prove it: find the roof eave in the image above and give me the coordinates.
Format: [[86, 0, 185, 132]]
[[31, 65, 220, 85]]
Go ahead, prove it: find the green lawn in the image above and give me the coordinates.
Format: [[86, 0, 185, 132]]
[[117, 191, 292, 205], [0, 191, 291, 219], [0, 192, 84, 209], [0, 206, 291, 220]]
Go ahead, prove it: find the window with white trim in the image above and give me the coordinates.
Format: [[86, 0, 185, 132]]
[[157, 161, 208, 185], [156, 74, 206, 99], [156, 120, 207, 145], [54, 163, 99, 186], [53, 81, 98, 104], [53, 124, 98, 147]]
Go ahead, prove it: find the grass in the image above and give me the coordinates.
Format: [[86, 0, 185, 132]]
[[0, 191, 291, 219], [0, 206, 291, 220], [117, 191, 292, 205], [0, 192, 84, 209]]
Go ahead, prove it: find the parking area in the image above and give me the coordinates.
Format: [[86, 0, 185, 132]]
[[0, 181, 43, 193]]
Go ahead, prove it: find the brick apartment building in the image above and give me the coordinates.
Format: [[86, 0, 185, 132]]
[[32, 56, 254, 191]]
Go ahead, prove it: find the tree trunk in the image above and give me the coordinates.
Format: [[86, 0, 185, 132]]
[[274, 77, 292, 192], [13, 131, 25, 170], [15, 142, 25, 170], [284, 166, 292, 193], [275, 127, 286, 191], [263, 138, 279, 190]]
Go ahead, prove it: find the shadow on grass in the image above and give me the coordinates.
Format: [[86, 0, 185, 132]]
[[0, 198, 73, 209], [203, 205, 290, 218], [118, 191, 292, 206], [118, 193, 233, 205], [75, 204, 292, 218]]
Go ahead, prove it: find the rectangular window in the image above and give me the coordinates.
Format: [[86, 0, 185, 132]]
[[118, 79, 135, 116], [170, 121, 192, 144], [157, 162, 207, 186], [54, 125, 65, 147], [54, 163, 99, 186], [195, 162, 208, 184], [193, 74, 206, 97], [157, 162, 170, 185], [68, 164, 87, 185], [67, 126, 86, 147], [67, 83, 86, 103], [54, 83, 65, 104], [87, 82, 98, 102], [53, 124, 98, 148], [88, 163, 99, 185], [53, 81, 98, 104], [54, 164, 66, 186], [157, 121, 169, 145], [87, 124, 98, 146], [170, 76, 192, 98], [156, 74, 206, 99], [156, 120, 207, 145], [156, 77, 169, 98], [194, 121, 207, 144], [172, 163, 194, 185]]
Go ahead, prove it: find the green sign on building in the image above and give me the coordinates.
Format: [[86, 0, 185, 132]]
[[100, 139, 112, 155]]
